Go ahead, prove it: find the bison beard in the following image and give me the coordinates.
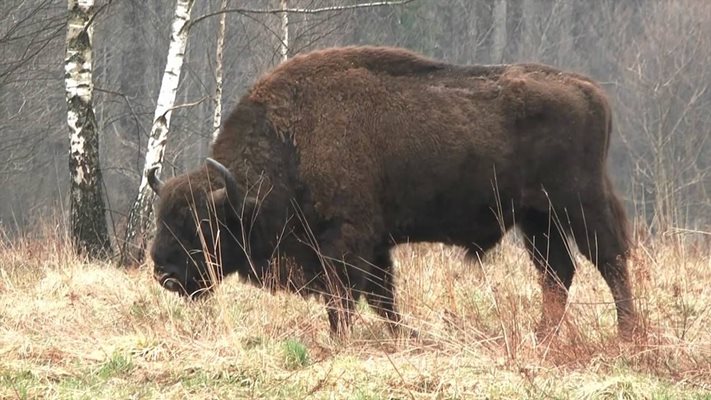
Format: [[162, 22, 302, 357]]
[[148, 46, 639, 340]]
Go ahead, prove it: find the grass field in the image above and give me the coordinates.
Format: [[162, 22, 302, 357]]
[[1, 226, 709, 399]]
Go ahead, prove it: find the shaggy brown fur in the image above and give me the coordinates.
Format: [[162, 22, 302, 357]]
[[150, 46, 638, 339]]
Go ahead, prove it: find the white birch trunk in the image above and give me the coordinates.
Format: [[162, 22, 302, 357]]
[[212, 0, 228, 141], [65, 0, 111, 258], [121, 0, 195, 265], [280, 0, 289, 62]]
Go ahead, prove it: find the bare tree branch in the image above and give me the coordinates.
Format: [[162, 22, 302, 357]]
[[190, 0, 418, 27]]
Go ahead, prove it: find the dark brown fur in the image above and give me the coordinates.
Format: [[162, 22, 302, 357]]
[[150, 46, 638, 339]]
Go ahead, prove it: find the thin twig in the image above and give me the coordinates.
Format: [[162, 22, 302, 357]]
[[190, 0, 418, 27]]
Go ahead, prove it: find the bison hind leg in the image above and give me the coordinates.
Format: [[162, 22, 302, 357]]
[[519, 208, 577, 342], [569, 186, 639, 340]]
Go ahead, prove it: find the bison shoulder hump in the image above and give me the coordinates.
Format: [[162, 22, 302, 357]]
[[248, 46, 445, 99]]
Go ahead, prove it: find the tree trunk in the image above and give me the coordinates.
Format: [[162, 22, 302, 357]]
[[280, 0, 289, 62], [120, 0, 195, 266], [212, 0, 228, 141], [65, 0, 111, 259]]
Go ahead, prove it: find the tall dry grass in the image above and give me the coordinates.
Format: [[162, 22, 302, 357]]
[[0, 222, 709, 399]]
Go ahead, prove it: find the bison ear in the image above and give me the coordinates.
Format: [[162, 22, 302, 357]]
[[147, 166, 164, 195]]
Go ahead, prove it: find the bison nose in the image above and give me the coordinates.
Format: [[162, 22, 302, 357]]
[[162, 277, 182, 293], [154, 271, 184, 293], [153, 267, 184, 294]]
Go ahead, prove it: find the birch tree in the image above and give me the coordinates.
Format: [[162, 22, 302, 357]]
[[279, 0, 289, 62], [212, 0, 228, 141], [65, 0, 111, 258], [121, 0, 195, 265]]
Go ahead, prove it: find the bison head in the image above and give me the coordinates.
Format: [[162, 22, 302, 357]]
[[148, 158, 254, 298]]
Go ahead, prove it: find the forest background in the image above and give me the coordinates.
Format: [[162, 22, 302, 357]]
[[1, 0, 709, 243]]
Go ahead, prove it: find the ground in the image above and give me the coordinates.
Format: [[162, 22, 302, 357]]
[[1, 227, 709, 399]]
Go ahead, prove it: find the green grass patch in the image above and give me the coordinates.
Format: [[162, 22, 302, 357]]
[[0, 369, 35, 400], [95, 351, 134, 379], [282, 338, 310, 369]]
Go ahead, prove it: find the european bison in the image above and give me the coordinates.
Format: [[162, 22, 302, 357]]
[[148, 46, 638, 339]]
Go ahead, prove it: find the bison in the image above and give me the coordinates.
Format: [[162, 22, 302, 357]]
[[148, 46, 638, 340]]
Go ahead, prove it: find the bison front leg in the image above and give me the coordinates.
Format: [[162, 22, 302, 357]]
[[319, 257, 356, 336], [325, 286, 355, 336], [313, 219, 384, 336], [364, 248, 402, 333], [311, 221, 373, 337]]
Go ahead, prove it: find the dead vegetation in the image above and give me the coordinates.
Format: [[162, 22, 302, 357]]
[[0, 224, 709, 399]]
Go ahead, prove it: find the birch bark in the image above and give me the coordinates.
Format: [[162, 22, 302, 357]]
[[280, 0, 289, 62], [65, 0, 111, 258], [212, 0, 228, 141], [121, 0, 195, 265]]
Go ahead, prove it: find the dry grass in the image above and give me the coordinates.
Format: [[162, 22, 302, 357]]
[[0, 225, 709, 399]]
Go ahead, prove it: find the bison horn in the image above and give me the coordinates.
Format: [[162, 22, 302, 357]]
[[147, 166, 164, 194], [205, 157, 242, 207]]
